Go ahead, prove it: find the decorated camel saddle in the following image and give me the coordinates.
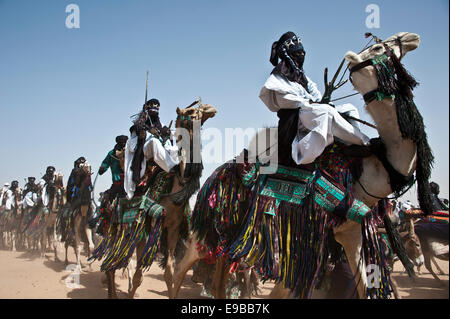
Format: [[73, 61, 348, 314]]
[[190, 141, 388, 296]]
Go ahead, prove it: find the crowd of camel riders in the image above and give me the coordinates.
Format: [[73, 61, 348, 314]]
[[0, 31, 449, 299]]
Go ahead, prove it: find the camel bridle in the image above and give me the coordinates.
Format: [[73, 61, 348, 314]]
[[348, 38, 402, 104]]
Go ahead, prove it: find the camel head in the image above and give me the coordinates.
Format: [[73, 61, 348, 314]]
[[54, 172, 64, 188], [79, 161, 92, 175], [176, 102, 217, 127], [344, 32, 420, 95]]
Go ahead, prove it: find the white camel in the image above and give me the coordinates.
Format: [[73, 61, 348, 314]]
[[169, 32, 430, 299]]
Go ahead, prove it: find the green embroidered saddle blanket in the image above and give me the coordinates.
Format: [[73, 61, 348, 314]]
[[117, 195, 165, 226], [115, 170, 172, 226], [247, 164, 370, 224]]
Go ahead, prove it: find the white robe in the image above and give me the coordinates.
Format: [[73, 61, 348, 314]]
[[5, 190, 16, 210], [124, 131, 179, 199], [38, 179, 51, 207], [22, 191, 38, 209], [259, 73, 370, 165]]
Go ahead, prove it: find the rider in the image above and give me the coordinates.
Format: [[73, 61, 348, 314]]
[[98, 135, 128, 201], [259, 31, 370, 167], [66, 157, 87, 204], [22, 177, 39, 210], [39, 166, 56, 208], [90, 135, 129, 233], [124, 98, 179, 199], [429, 182, 448, 211], [0, 183, 10, 206], [5, 180, 20, 211]]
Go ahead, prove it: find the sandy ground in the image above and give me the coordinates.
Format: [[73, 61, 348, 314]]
[[0, 244, 448, 299]]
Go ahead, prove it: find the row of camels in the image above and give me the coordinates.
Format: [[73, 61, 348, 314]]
[[99, 31, 432, 299], [1, 31, 438, 299]]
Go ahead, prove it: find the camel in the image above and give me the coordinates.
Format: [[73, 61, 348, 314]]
[[403, 218, 448, 286], [0, 187, 22, 251], [125, 102, 217, 299], [90, 102, 217, 299], [169, 32, 433, 299], [63, 162, 95, 270], [40, 173, 66, 260]]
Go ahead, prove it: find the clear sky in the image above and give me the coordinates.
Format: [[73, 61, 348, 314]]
[[0, 0, 448, 206]]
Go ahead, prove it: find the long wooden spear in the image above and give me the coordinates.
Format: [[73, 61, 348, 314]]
[[145, 70, 149, 104]]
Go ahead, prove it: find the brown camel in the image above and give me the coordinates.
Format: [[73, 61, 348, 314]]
[[93, 102, 217, 298], [63, 162, 95, 270], [39, 172, 65, 259]]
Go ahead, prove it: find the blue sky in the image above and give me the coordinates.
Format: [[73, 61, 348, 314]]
[[0, 0, 448, 205]]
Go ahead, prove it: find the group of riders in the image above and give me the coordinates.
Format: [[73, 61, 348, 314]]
[[0, 31, 448, 298]]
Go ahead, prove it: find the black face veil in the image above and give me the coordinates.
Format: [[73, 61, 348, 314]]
[[270, 31, 309, 90]]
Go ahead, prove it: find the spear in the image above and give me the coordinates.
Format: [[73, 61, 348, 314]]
[[144, 70, 149, 104]]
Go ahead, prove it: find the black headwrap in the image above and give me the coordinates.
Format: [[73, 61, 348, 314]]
[[10, 180, 19, 190], [270, 31, 309, 90], [74, 157, 86, 168], [115, 135, 128, 151]]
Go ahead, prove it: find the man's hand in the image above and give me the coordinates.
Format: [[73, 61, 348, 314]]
[[309, 99, 322, 105], [98, 166, 106, 175], [149, 128, 159, 136], [160, 126, 170, 137], [139, 129, 147, 139]]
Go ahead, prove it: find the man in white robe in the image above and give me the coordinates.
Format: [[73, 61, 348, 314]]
[[22, 177, 39, 209], [124, 99, 179, 199], [259, 31, 369, 166], [5, 181, 19, 211], [39, 166, 56, 207], [0, 183, 10, 207]]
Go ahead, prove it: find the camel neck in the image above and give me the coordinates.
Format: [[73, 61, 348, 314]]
[[366, 98, 417, 176]]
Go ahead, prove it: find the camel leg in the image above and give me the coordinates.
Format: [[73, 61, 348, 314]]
[[80, 205, 94, 257], [73, 214, 83, 270], [240, 269, 252, 299], [163, 216, 183, 299], [11, 231, 16, 252], [211, 256, 231, 299], [106, 270, 118, 299], [64, 241, 70, 266], [129, 240, 146, 299], [432, 256, 446, 275], [389, 276, 401, 299], [423, 253, 445, 286], [334, 221, 366, 299], [171, 233, 204, 298], [40, 232, 46, 258], [127, 257, 136, 295], [53, 224, 60, 262]]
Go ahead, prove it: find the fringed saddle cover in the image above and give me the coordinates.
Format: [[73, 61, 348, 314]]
[[26, 206, 49, 240], [191, 143, 394, 299], [90, 170, 172, 272]]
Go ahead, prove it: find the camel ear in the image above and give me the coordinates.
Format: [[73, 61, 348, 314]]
[[344, 51, 362, 64]]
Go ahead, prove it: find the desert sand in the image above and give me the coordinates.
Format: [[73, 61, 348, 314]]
[[0, 245, 448, 299]]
